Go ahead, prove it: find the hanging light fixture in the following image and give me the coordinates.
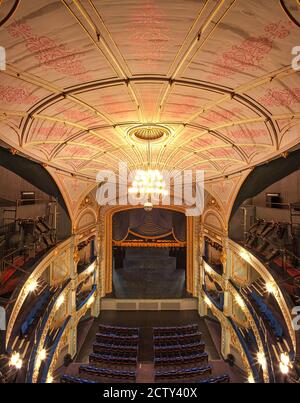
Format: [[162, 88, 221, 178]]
[[128, 169, 168, 211]]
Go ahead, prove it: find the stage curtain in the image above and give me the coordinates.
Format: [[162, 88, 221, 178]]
[[173, 211, 186, 241]]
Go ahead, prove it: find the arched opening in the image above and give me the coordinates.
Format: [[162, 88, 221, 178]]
[[110, 208, 187, 299]]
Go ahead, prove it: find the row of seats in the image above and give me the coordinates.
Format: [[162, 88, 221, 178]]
[[96, 332, 139, 343], [154, 342, 206, 354], [20, 289, 51, 338], [93, 342, 138, 355], [198, 374, 230, 384], [67, 324, 140, 383], [93, 343, 138, 356], [153, 324, 198, 336], [250, 291, 284, 339], [155, 365, 212, 381], [154, 339, 204, 349], [89, 352, 137, 366], [155, 352, 208, 367], [153, 332, 202, 341], [93, 338, 138, 348], [99, 324, 139, 336], [61, 375, 100, 384], [79, 364, 136, 380], [153, 324, 229, 384]]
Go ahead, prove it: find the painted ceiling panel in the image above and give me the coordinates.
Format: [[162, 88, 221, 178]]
[[75, 85, 139, 122], [161, 84, 222, 122], [0, 0, 299, 182], [2, 0, 116, 88], [92, 0, 206, 76], [183, 0, 298, 87]]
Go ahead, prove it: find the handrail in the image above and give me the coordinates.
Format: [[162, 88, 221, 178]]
[[202, 285, 224, 312], [230, 280, 275, 382], [40, 316, 71, 383], [76, 284, 97, 311], [200, 288, 256, 382], [25, 283, 67, 383], [228, 239, 297, 353], [5, 237, 72, 350], [227, 317, 261, 383]]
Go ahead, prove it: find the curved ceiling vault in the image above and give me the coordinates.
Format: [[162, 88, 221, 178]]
[[0, 0, 299, 183]]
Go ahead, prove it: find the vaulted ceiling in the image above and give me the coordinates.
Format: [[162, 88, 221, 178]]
[[0, 0, 299, 183]]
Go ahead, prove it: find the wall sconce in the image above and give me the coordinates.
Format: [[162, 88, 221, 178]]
[[279, 353, 290, 375], [9, 352, 23, 369], [257, 351, 267, 371], [265, 282, 276, 295], [26, 279, 38, 294]]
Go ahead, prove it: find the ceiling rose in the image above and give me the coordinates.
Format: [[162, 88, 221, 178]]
[[128, 125, 171, 143]]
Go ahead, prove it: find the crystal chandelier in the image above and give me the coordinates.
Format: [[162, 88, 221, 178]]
[[128, 169, 168, 211]]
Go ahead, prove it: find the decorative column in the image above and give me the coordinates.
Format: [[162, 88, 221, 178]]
[[220, 323, 231, 359], [68, 236, 79, 359], [92, 216, 101, 317], [193, 216, 200, 297], [98, 207, 106, 298], [198, 227, 207, 317], [222, 237, 233, 318]]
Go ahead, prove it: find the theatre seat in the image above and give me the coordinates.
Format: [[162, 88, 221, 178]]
[[250, 291, 283, 339], [61, 375, 100, 384], [197, 374, 230, 383]]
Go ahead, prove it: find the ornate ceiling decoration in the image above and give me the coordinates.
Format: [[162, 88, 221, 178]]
[[128, 125, 170, 143], [0, 0, 299, 182]]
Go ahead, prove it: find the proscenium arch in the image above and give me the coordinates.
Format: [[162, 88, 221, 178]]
[[102, 205, 196, 296]]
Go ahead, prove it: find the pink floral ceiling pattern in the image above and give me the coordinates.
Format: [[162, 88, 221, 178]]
[[0, 0, 299, 191]]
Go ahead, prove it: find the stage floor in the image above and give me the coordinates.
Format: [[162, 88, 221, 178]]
[[112, 265, 187, 299]]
